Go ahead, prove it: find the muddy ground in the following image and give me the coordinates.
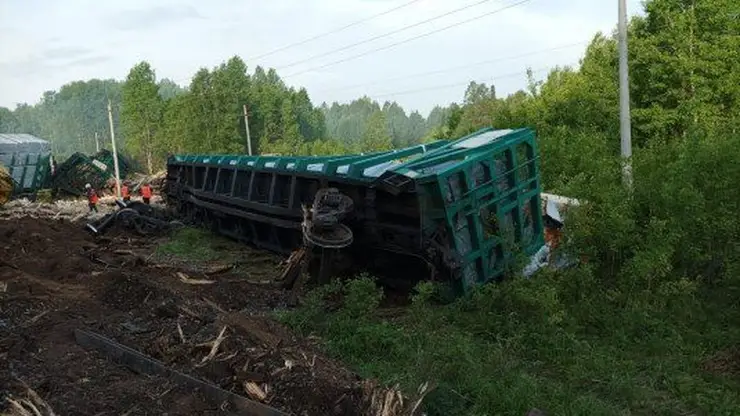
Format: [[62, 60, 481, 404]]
[[0, 215, 384, 415]]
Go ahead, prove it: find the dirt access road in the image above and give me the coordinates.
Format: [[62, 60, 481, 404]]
[[0, 216, 389, 415]]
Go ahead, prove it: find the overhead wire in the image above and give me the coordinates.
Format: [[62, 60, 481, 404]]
[[247, 0, 427, 61], [282, 0, 533, 78], [167, 40, 579, 103], [276, 0, 498, 70], [313, 41, 587, 94], [365, 65, 558, 100]]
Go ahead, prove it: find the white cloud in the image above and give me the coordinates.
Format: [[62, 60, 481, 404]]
[[0, 0, 643, 114]]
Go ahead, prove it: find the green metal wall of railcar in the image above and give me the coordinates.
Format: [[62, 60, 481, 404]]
[[52, 151, 131, 196], [0, 152, 52, 194], [91, 149, 131, 179], [167, 140, 449, 184], [164, 157, 429, 262], [415, 129, 544, 293]]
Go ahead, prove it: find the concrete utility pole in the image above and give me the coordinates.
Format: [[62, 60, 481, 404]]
[[618, 0, 633, 189], [107, 99, 122, 198], [94, 131, 100, 153], [243, 104, 253, 156]]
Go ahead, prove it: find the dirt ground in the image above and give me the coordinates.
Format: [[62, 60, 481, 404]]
[[0, 215, 382, 415]]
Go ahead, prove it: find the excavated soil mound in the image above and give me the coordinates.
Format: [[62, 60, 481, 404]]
[[0, 217, 372, 415]]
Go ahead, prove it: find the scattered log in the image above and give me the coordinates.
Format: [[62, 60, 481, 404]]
[[176, 272, 215, 285]]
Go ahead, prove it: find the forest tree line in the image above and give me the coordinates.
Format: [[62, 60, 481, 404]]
[[0, 59, 456, 170]]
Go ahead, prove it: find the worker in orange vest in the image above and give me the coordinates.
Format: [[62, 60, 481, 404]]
[[121, 182, 131, 202], [140, 182, 153, 205], [85, 183, 99, 213]]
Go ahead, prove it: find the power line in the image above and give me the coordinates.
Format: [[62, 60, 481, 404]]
[[282, 0, 533, 78], [248, 0, 427, 62], [313, 41, 586, 94], [364, 65, 557, 100], [277, 0, 498, 70], [165, 0, 532, 87]]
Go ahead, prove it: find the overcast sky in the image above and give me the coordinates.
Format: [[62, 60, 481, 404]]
[[0, 0, 643, 115]]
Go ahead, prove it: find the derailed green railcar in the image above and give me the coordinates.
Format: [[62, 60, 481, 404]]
[[52, 149, 130, 196], [165, 127, 544, 294], [0, 133, 53, 197]]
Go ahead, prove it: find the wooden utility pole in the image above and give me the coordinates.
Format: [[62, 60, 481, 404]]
[[94, 131, 100, 153], [243, 104, 253, 156], [618, 0, 633, 190], [107, 99, 122, 198]]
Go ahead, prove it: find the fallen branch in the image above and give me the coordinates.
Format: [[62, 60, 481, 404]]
[[202, 297, 226, 314], [176, 272, 215, 285], [90, 256, 113, 268], [71, 213, 86, 223], [120, 406, 138, 416], [216, 351, 239, 362], [145, 250, 157, 262], [204, 264, 234, 275], [23, 310, 49, 327], [0, 259, 19, 270], [195, 326, 228, 367], [177, 323, 186, 344], [178, 305, 200, 319]]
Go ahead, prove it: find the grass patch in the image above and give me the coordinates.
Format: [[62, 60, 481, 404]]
[[155, 227, 230, 262], [278, 274, 740, 415]]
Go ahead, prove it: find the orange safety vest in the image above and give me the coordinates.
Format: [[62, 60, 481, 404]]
[[141, 185, 152, 199], [87, 189, 99, 204]]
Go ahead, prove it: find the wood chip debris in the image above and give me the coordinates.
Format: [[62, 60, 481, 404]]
[[243, 381, 268, 402], [362, 380, 432, 416]]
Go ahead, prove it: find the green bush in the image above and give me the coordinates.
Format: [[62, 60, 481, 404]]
[[278, 130, 740, 415]]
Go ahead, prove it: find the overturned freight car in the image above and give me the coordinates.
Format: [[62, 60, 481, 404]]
[[52, 149, 130, 196], [0, 133, 53, 199], [164, 127, 545, 294]]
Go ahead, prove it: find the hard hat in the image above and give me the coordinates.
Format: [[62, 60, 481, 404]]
[[85, 183, 91, 189]]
